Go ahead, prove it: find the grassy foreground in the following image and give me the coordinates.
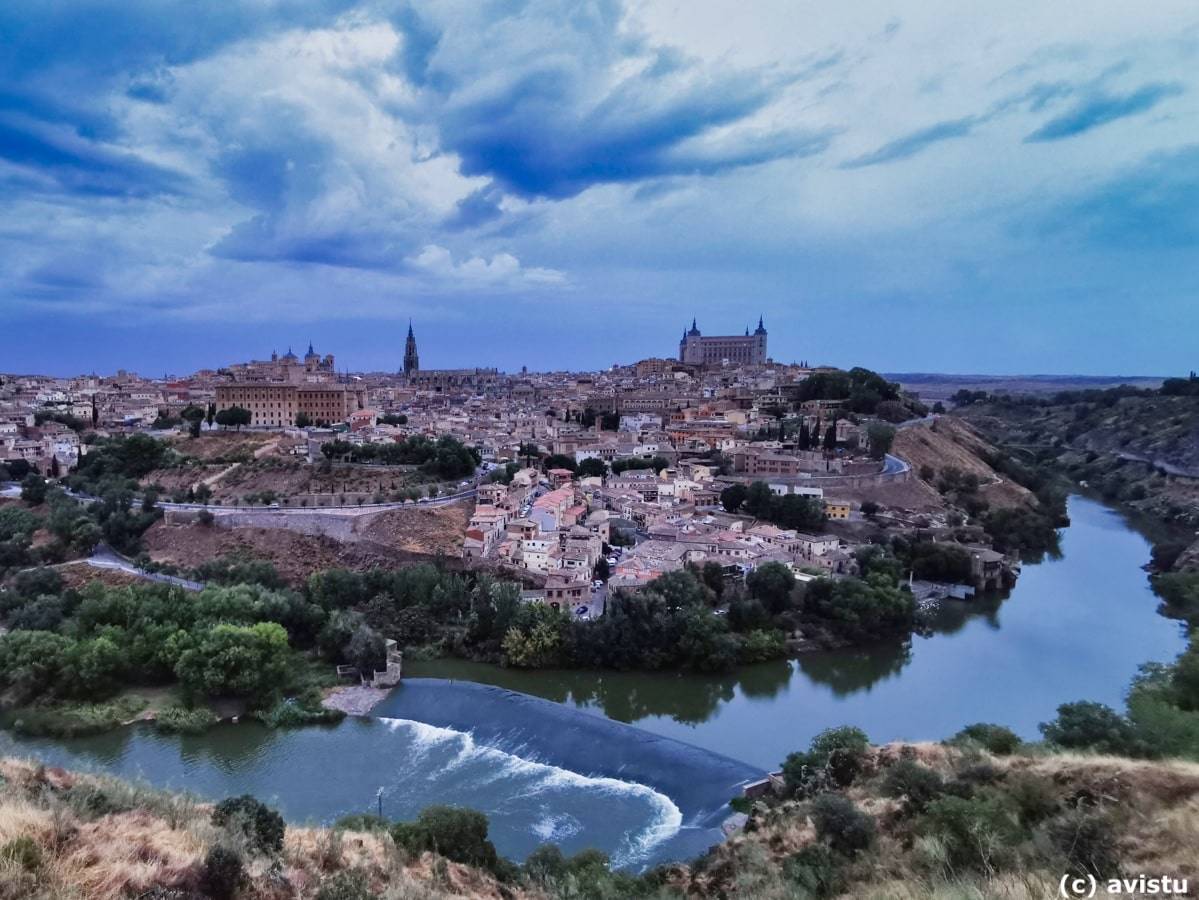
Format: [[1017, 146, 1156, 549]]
[[0, 741, 1197, 899]]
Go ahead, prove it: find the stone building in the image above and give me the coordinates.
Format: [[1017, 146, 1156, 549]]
[[678, 318, 767, 366], [214, 345, 365, 427], [215, 382, 366, 428]]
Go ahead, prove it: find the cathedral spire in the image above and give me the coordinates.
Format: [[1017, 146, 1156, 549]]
[[403, 320, 420, 376]]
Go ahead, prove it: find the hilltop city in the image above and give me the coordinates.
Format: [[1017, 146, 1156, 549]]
[[2, 318, 1037, 622]]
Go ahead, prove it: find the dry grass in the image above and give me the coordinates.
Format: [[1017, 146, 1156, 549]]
[[689, 743, 1199, 900], [57, 809, 207, 898], [0, 757, 533, 899]]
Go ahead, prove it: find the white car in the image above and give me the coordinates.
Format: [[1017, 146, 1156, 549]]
[[592, 580, 604, 589]]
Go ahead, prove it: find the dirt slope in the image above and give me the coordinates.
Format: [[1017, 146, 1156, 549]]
[[893, 417, 1033, 509]]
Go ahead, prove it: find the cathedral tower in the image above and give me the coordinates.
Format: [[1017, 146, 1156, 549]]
[[403, 321, 420, 375]]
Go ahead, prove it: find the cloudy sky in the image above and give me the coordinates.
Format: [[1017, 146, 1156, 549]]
[[3, 1, 1197, 376]]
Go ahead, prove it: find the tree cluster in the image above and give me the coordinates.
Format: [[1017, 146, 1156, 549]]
[[320, 435, 478, 480], [721, 482, 826, 531]]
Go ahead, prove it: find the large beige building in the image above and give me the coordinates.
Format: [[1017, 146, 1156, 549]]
[[215, 382, 366, 428], [678, 318, 768, 366], [215, 344, 365, 427]]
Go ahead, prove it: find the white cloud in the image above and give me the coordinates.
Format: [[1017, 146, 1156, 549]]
[[410, 244, 567, 286]]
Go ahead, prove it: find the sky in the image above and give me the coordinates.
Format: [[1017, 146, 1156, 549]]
[[2, 0, 1197, 377]]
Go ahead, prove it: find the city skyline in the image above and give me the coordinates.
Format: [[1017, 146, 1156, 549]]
[[3, 1, 1198, 376]]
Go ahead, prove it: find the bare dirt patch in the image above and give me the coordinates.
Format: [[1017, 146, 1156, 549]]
[[142, 522, 346, 585], [355, 503, 470, 555], [56, 565, 146, 591], [893, 417, 1032, 509], [163, 431, 275, 461]]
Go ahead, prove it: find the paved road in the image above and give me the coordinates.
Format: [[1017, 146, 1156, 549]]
[[882, 453, 910, 476], [158, 485, 478, 514], [83, 544, 205, 591]]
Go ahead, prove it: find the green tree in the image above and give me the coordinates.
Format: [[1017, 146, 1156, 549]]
[[175, 622, 290, 704], [720, 483, 748, 513], [295, 411, 313, 427], [215, 406, 252, 431], [181, 404, 206, 439], [782, 726, 871, 795], [0, 631, 75, 702], [0, 507, 38, 542], [866, 423, 896, 460], [577, 457, 608, 479], [20, 473, 47, 506], [648, 569, 710, 611], [743, 481, 775, 519], [543, 454, 577, 472], [1039, 701, 1143, 756], [746, 561, 796, 614]]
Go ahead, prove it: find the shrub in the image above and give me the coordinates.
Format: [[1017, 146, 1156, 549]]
[[0, 835, 42, 871], [199, 846, 244, 900], [523, 844, 568, 883], [880, 759, 944, 814], [1044, 809, 1122, 879], [257, 698, 343, 729], [1006, 773, 1059, 827], [391, 805, 500, 872], [63, 783, 127, 819], [154, 705, 219, 734], [316, 870, 372, 900], [782, 726, 871, 794], [922, 794, 1021, 872], [212, 795, 285, 854], [783, 843, 844, 898], [332, 813, 389, 832], [950, 722, 1022, 755], [809, 794, 875, 857], [1039, 701, 1145, 756]]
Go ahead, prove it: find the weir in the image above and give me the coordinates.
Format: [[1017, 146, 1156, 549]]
[[374, 678, 767, 862]]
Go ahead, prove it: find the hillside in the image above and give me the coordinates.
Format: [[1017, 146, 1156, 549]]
[[956, 391, 1199, 569], [1, 742, 1196, 899], [892, 417, 1034, 511], [0, 758, 519, 900], [143, 502, 471, 585]]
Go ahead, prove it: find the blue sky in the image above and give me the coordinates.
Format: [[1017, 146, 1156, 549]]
[[2, 1, 1197, 377]]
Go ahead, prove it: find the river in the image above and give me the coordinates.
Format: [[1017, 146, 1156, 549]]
[[0, 495, 1186, 868]]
